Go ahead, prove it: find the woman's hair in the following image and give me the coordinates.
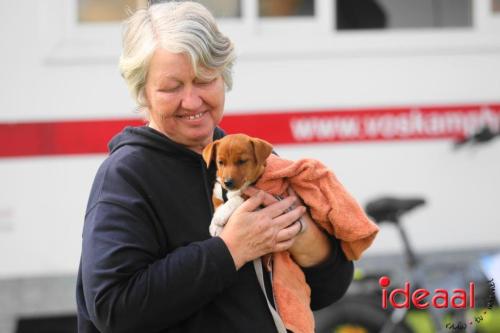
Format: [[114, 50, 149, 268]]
[[119, 1, 236, 107]]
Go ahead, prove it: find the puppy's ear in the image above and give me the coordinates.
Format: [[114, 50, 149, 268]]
[[202, 140, 219, 167], [250, 138, 273, 165]]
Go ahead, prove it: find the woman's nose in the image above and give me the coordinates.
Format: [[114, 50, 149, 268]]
[[181, 86, 203, 110]]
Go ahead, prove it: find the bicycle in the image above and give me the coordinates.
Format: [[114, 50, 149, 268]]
[[315, 196, 495, 333]]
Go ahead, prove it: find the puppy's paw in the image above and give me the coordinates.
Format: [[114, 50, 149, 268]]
[[209, 223, 223, 237], [211, 213, 227, 227]]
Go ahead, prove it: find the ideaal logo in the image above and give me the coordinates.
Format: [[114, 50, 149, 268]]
[[379, 276, 496, 330], [379, 276, 475, 309]]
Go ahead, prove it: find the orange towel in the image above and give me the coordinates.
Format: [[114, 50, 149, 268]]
[[254, 154, 379, 333]]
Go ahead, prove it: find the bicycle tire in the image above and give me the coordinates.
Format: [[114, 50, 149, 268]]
[[316, 296, 413, 333]]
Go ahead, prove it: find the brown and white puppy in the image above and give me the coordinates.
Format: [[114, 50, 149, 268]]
[[202, 134, 273, 236]]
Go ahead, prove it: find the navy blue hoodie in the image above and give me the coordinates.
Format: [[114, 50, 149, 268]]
[[76, 126, 353, 333]]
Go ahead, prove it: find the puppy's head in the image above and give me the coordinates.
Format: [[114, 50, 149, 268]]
[[202, 134, 273, 191]]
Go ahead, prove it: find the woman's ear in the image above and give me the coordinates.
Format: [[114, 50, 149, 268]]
[[202, 140, 219, 167], [251, 138, 273, 165]]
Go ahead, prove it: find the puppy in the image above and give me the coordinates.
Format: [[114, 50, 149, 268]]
[[202, 134, 273, 236]]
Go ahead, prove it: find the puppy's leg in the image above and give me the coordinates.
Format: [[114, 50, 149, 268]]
[[209, 195, 244, 236]]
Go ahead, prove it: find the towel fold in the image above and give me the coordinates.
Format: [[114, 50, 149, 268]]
[[255, 154, 379, 333]]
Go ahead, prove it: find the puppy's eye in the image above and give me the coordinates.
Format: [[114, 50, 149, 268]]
[[237, 159, 247, 165], [218, 160, 224, 166]]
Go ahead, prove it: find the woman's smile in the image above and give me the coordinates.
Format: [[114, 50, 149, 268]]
[[176, 111, 208, 121]]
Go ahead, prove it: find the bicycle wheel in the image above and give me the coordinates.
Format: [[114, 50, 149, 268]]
[[316, 296, 413, 333]]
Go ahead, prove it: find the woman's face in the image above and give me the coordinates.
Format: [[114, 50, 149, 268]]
[[144, 49, 225, 153]]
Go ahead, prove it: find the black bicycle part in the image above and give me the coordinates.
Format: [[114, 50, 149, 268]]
[[365, 197, 426, 224], [316, 295, 413, 333], [453, 125, 500, 148], [365, 197, 426, 268]]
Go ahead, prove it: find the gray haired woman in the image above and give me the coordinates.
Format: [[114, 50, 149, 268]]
[[76, 2, 353, 332]]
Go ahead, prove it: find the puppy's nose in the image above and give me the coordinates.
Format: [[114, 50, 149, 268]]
[[224, 179, 235, 189]]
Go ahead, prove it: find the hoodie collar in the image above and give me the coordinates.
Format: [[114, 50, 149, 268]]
[[108, 125, 225, 159]]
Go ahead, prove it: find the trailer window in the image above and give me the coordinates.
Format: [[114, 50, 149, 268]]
[[336, 0, 472, 30], [78, 0, 241, 22], [78, 0, 146, 22], [493, 0, 500, 13], [258, 0, 314, 17]]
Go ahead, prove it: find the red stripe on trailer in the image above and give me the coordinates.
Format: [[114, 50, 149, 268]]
[[0, 104, 499, 158], [0, 119, 144, 157], [222, 104, 500, 144]]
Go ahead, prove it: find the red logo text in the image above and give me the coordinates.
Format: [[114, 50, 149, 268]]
[[379, 276, 475, 309]]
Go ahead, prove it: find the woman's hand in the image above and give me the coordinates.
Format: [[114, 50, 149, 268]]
[[229, 187, 332, 268], [219, 190, 304, 270]]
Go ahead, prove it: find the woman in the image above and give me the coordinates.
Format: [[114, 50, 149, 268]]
[[76, 2, 353, 332]]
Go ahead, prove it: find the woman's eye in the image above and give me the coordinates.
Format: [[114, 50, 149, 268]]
[[195, 79, 215, 86], [160, 86, 180, 93]]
